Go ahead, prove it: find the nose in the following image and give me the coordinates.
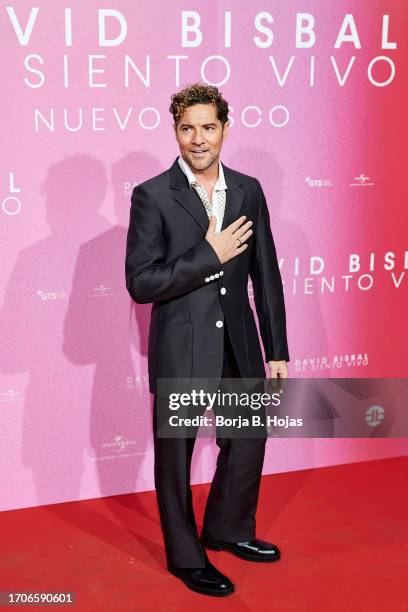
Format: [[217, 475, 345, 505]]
[[192, 130, 206, 145]]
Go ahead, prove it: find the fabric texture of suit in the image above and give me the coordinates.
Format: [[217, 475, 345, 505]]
[[125, 156, 290, 396]]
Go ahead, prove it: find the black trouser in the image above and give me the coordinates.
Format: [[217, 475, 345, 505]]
[[152, 324, 267, 568]]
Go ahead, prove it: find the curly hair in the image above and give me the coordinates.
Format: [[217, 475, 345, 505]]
[[169, 82, 229, 127]]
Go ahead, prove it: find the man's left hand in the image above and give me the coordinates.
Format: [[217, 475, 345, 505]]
[[268, 360, 288, 378]]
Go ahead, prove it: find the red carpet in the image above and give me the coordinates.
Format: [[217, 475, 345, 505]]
[[1, 456, 407, 611]]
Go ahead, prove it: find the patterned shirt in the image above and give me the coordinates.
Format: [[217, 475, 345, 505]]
[[177, 155, 227, 233]]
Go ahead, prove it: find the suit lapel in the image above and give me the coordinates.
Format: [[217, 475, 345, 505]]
[[220, 171, 246, 232], [169, 156, 246, 233], [173, 185, 209, 232]]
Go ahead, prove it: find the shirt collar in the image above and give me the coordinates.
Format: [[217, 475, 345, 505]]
[[177, 155, 227, 191]]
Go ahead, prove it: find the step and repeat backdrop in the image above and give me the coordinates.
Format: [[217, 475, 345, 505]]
[[1, 1, 407, 511]]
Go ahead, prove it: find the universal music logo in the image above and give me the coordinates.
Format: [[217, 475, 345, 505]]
[[102, 435, 137, 453], [88, 284, 114, 297], [93, 435, 148, 461], [350, 173, 375, 187]]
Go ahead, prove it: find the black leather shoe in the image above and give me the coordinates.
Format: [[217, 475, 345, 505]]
[[168, 561, 234, 597], [201, 535, 281, 563]]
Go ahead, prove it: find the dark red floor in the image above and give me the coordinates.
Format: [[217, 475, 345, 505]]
[[1, 456, 407, 611]]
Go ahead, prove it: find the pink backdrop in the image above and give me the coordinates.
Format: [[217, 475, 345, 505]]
[[1, 1, 407, 512]]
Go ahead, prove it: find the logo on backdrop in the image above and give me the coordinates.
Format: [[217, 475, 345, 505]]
[[305, 177, 333, 188], [126, 376, 149, 390], [350, 173, 375, 187], [295, 353, 369, 372], [36, 289, 67, 301], [1, 389, 24, 403], [91, 435, 148, 460], [365, 405, 385, 427], [88, 284, 115, 297]]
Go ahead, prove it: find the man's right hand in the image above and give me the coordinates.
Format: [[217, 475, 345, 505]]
[[205, 215, 253, 264]]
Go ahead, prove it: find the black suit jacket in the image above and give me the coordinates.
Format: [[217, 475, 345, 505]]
[[125, 156, 289, 394]]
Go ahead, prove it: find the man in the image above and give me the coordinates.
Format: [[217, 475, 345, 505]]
[[125, 82, 289, 597]]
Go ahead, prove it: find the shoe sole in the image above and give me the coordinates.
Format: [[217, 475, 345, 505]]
[[202, 539, 281, 563], [168, 568, 235, 597]]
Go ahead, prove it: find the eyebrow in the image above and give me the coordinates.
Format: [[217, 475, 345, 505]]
[[179, 122, 217, 128]]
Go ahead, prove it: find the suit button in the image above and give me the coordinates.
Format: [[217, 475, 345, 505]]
[[205, 277, 210, 282], [220, 287, 226, 295], [219, 270, 224, 276], [216, 320, 223, 328], [214, 273, 220, 278], [210, 275, 215, 280]]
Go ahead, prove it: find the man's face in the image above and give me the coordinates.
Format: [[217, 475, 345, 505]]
[[174, 103, 229, 173]]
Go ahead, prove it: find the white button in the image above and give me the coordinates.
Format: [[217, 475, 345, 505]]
[[210, 275, 215, 280], [220, 287, 226, 295], [205, 277, 210, 282], [214, 273, 220, 278], [216, 320, 224, 328], [219, 271, 224, 276]]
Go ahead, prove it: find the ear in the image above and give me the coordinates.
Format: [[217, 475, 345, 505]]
[[222, 121, 229, 140]]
